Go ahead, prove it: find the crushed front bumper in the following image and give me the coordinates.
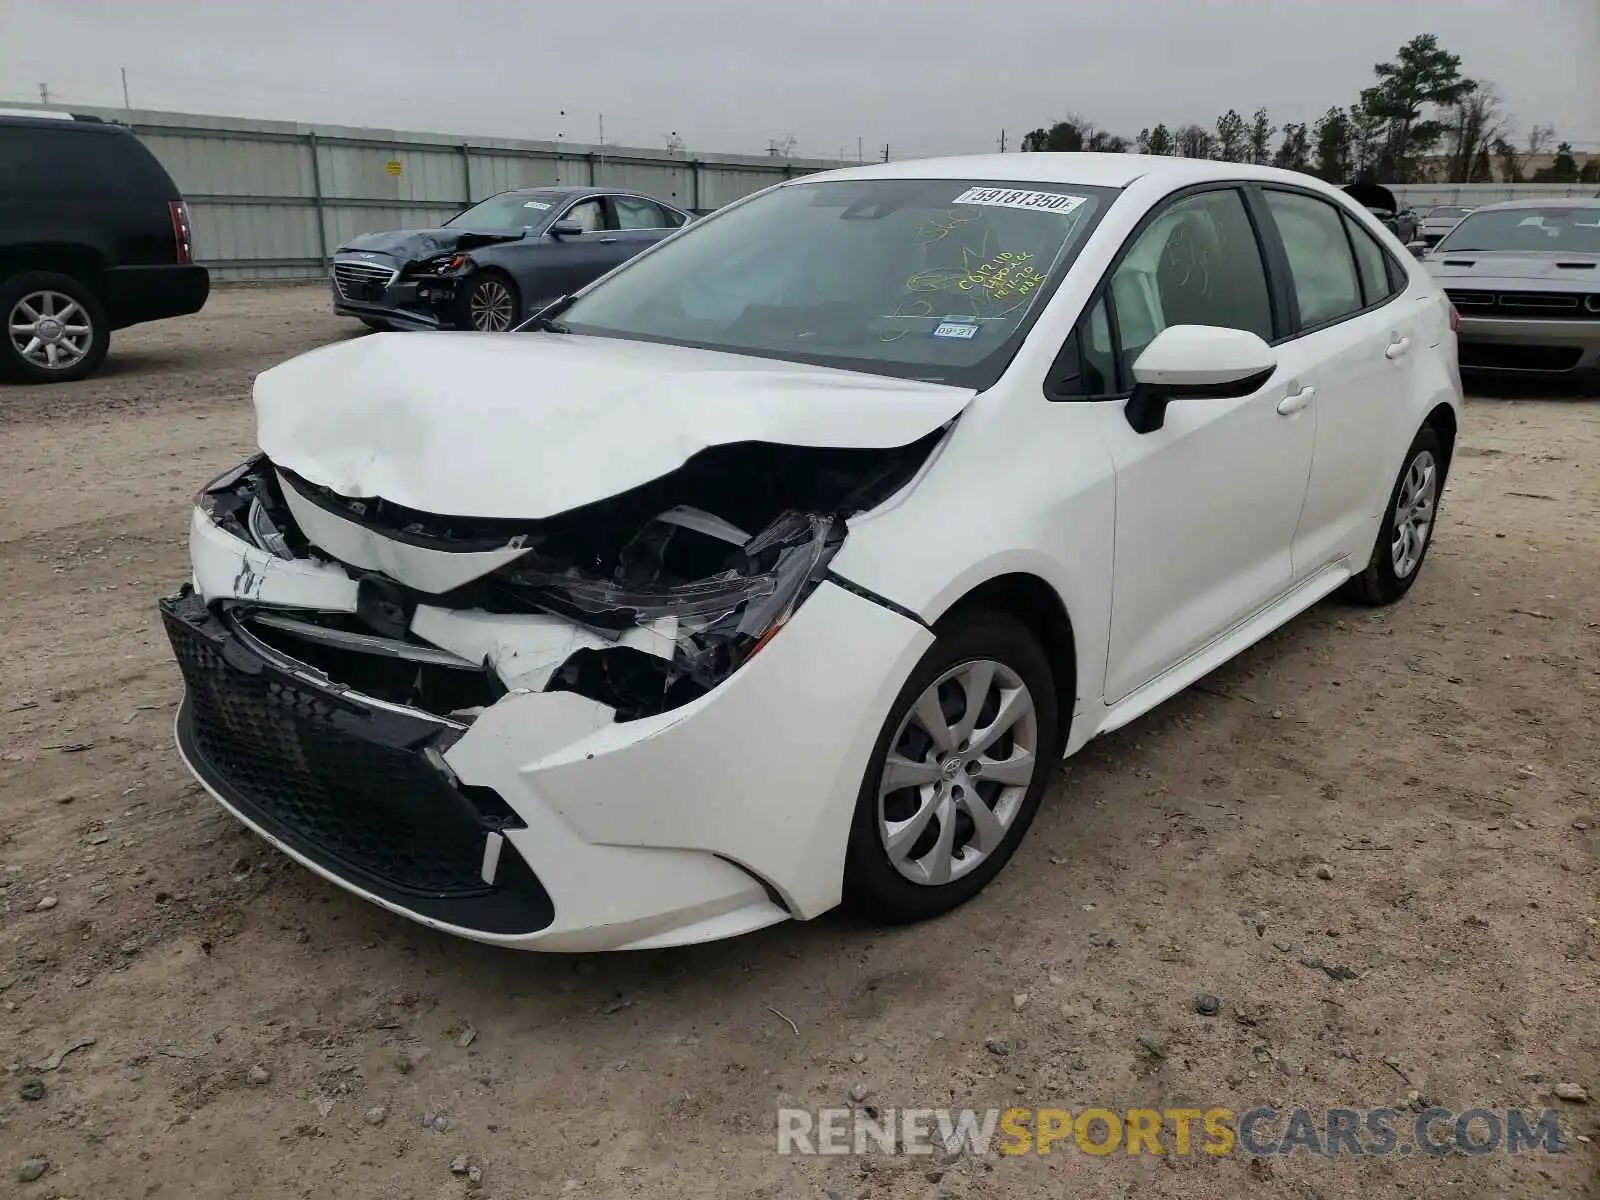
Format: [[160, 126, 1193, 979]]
[[165, 509, 934, 951], [330, 265, 454, 331]]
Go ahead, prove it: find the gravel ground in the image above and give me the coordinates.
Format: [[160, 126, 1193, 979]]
[[1, 286, 1597, 1199]]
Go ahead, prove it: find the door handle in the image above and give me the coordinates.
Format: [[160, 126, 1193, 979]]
[[1385, 336, 1412, 360], [1276, 385, 1315, 416], [598, 236, 618, 244]]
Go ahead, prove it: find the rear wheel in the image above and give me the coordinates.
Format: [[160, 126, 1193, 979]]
[[1343, 425, 1444, 605], [844, 613, 1060, 924], [1, 271, 110, 384], [457, 273, 519, 332]]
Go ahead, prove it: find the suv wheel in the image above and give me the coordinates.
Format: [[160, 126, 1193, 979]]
[[1, 272, 110, 384]]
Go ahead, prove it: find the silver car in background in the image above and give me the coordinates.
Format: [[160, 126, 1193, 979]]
[[1425, 198, 1600, 388], [1418, 205, 1473, 247]]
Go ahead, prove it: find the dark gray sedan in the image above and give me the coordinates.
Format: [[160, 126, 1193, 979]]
[[329, 186, 690, 332]]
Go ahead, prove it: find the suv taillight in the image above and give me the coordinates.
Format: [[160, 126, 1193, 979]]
[[168, 201, 193, 265]]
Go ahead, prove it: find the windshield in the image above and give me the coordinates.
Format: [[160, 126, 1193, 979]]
[[444, 189, 566, 233], [553, 177, 1114, 386], [1437, 207, 1600, 253]]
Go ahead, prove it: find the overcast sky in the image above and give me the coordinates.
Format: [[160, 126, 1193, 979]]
[[2, 0, 1595, 160]]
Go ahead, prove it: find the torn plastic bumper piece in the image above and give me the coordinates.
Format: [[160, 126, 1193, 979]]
[[161, 587, 556, 936]]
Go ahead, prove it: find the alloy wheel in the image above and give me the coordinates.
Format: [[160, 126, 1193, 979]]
[[877, 659, 1039, 886], [468, 280, 515, 331], [8, 290, 94, 372], [1390, 449, 1437, 579]]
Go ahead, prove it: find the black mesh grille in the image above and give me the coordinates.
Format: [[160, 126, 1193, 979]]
[[163, 597, 510, 898]]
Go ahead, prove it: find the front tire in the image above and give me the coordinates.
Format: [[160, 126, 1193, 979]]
[[1344, 425, 1444, 605], [1, 271, 110, 384], [844, 613, 1060, 924], [457, 273, 519, 332]]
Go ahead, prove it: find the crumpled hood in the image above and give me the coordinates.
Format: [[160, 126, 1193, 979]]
[[1426, 250, 1600, 284], [253, 332, 974, 520], [337, 227, 523, 263]]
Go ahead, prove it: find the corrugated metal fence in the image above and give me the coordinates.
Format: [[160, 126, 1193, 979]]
[[34, 104, 853, 282], [1391, 182, 1596, 208]]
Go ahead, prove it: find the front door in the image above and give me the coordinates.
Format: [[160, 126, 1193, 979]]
[[1095, 186, 1318, 702], [536, 196, 622, 300]]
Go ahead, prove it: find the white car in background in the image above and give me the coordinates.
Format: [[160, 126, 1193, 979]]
[[1419, 204, 1474, 247], [161, 154, 1463, 952]]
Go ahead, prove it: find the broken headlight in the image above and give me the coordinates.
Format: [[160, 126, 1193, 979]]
[[195, 454, 298, 561], [505, 510, 845, 720], [424, 252, 472, 274]]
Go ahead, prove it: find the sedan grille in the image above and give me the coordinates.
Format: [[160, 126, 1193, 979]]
[[332, 260, 398, 303], [1445, 288, 1600, 319], [162, 598, 516, 898]]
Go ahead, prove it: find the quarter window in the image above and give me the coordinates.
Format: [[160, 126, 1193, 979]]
[[1263, 191, 1363, 328], [1343, 214, 1399, 306], [1105, 188, 1274, 382]]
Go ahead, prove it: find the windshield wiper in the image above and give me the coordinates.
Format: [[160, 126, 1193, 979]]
[[521, 293, 576, 334]]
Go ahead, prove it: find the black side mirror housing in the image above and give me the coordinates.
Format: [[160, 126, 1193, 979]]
[[549, 219, 584, 238]]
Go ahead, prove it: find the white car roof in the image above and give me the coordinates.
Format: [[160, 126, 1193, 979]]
[[792, 152, 1349, 193]]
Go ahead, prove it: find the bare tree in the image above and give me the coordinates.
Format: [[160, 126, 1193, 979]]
[[1175, 124, 1215, 159], [1444, 84, 1505, 182]]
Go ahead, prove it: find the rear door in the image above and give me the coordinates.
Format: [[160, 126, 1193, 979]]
[[605, 194, 680, 263], [1254, 187, 1421, 578]]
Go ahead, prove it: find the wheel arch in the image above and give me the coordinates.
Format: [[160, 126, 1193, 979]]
[[1423, 401, 1458, 476], [931, 572, 1078, 747], [0, 245, 108, 289]]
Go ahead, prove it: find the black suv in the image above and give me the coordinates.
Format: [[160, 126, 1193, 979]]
[[0, 111, 209, 383]]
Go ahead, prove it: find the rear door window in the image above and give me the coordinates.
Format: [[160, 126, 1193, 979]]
[[610, 195, 670, 230]]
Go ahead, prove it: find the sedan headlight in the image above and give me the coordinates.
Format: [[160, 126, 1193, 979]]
[[424, 253, 472, 274], [497, 511, 845, 719], [196, 454, 297, 561]]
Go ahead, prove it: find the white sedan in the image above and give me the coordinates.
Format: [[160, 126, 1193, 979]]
[[162, 155, 1462, 951]]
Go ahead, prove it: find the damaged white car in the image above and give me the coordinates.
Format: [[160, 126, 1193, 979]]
[[162, 155, 1462, 951]]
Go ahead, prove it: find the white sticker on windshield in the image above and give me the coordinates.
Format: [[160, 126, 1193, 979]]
[[952, 187, 1088, 214], [523, 200, 552, 210]]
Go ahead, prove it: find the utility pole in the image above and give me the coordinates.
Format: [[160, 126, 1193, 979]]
[[998, 129, 1007, 153], [882, 143, 890, 163], [857, 136, 863, 162], [38, 82, 50, 105], [121, 67, 130, 109]]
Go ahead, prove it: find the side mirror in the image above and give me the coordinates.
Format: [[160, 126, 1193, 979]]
[[1406, 240, 1430, 259], [549, 219, 585, 238], [1124, 325, 1276, 434]]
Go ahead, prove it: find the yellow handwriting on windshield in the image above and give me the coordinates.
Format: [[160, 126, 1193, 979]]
[[911, 210, 980, 244], [958, 250, 1045, 301]]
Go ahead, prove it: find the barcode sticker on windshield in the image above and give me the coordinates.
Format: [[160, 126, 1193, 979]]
[[952, 187, 1088, 214], [523, 200, 552, 210]]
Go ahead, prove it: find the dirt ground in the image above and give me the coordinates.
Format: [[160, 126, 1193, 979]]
[[1, 285, 1596, 1200]]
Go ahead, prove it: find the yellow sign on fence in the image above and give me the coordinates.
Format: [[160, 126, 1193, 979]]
[[385, 160, 403, 176]]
